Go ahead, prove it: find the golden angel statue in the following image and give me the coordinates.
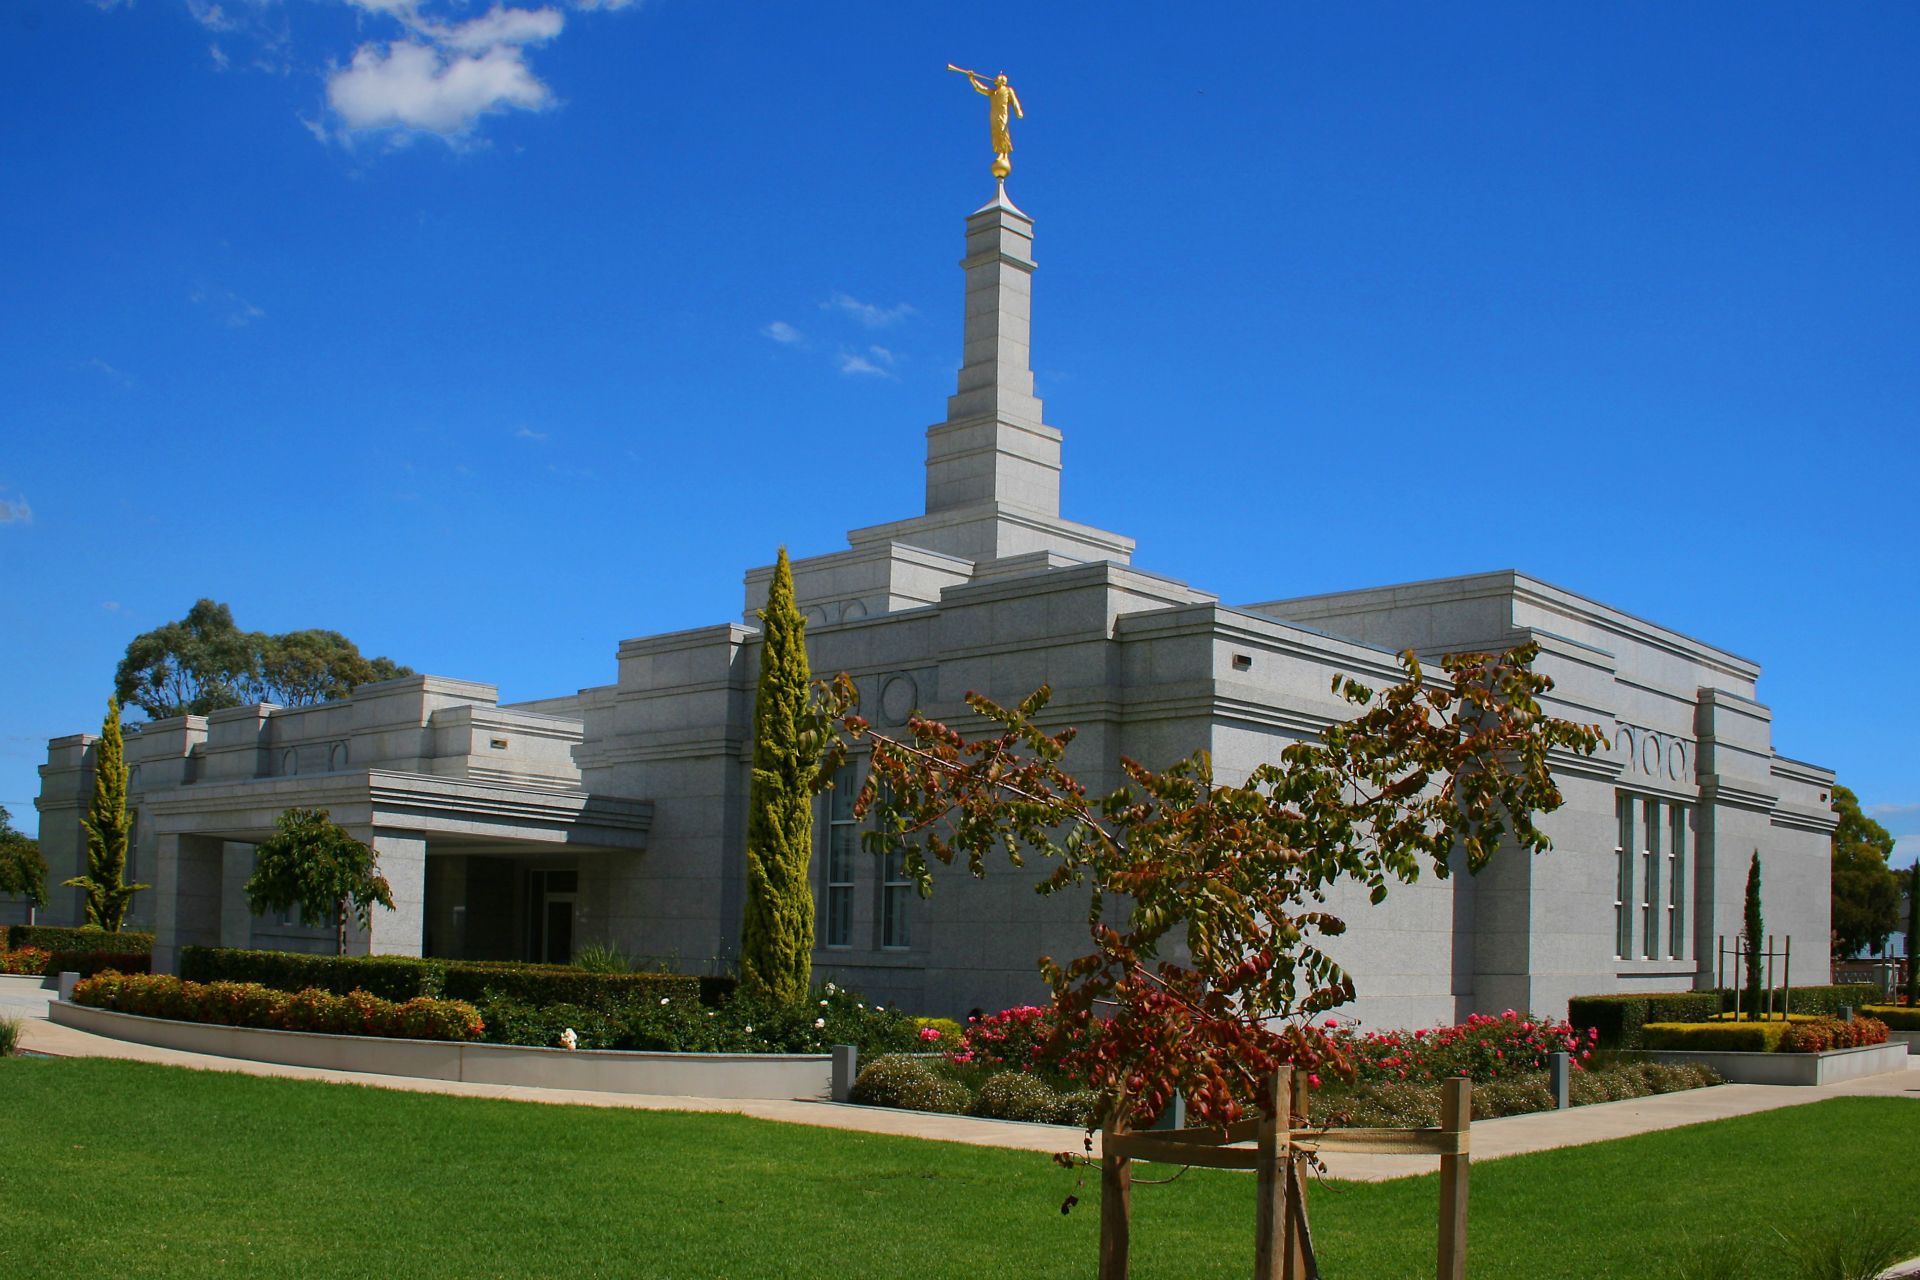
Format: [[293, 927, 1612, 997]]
[[948, 65, 1024, 179]]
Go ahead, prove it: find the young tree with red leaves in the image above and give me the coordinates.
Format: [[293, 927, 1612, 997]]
[[817, 643, 1603, 1130]]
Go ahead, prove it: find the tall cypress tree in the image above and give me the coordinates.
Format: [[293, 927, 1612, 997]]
[[1906, 862, 1919, 1006], [738, 548, 816, 1004], [1741, 851, 1764, 1020], [64, 698, 148, 931]]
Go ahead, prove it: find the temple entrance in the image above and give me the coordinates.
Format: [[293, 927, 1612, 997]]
[[526, 867, 578, 964]]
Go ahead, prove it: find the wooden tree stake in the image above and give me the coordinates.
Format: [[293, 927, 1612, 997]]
[[1436, 1077, 1472, 1280]]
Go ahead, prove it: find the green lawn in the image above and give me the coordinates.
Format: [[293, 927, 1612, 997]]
[[0, 1057, 1913, 1279]]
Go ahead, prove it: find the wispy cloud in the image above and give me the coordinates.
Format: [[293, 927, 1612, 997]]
[[0, 497, 32, 525], [100, 601, 124, 614], [79, 357, 132, 387], [514, 426, 549, 442], [189, 284, 266, 328], [823, 293, 915, 329], [762, 320, 804, 346], [838, 346, 896, 378]]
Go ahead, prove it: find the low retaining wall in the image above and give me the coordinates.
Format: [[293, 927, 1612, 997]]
[[1890, 1030, 1918, 1056], [1640, 1040, 1911, 1086], [48, 1000, 832, 1100]]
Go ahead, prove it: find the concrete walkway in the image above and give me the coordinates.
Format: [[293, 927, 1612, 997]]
[[5, 975, 1915, 1181]]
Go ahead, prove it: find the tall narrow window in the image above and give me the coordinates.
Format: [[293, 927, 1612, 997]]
[[1615, 794, 1634, 959], [1641, 798, 1660, 959], [1668, 804, 1688, 960], [824, 764, 856, 948], [882, 849, 912, 949]]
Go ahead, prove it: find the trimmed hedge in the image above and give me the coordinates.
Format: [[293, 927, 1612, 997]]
[[1569, 993, 1723, 1050], [72, 970, 484, 1041], [46, 949, 151, 978], [439, 961, 701, 1009], [1763, 984, 1879, 1018], [6, 926, 153, 954], [179, 947, 704, 1009], [1863, 1004, 1920, 1031], [1642, 1021, 1792, 1052]]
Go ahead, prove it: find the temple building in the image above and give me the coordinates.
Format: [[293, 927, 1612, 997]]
[[25, 184, 1839, 1028]]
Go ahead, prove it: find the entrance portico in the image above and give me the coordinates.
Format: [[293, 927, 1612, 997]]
[[142, 769, 651, 974]]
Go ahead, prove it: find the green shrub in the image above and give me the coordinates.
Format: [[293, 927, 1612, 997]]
[[72, 971, 483, 1041], [972, 1070, 1063, 1123], [6, 925, 153, 954], [1862, 1004, 1920, 1031], [851, 1055, 973, 1114], [0, 1012, 20, 1056], [478, 998, 627, 1050], [1568, 992, 1723, 1049], [1051, 1089, 1099, 1128], [1471, 1075, 1555, 1119], [1310, 1079, 1441, 1128], [1745, 983, 1878, 1019], [1642, 1021, 1791, 1052]]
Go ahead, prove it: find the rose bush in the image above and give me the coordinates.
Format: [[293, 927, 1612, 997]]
[[1336, 1010, 1597, 1085]]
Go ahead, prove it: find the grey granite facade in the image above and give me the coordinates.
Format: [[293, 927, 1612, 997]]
[[23, 186, 1837, 1029]]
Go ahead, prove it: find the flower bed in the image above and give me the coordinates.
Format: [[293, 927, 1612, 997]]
[[72, 971, 484, 1041], [474, 981, 922, 1056], [1336, 1010, 1597, 1085]]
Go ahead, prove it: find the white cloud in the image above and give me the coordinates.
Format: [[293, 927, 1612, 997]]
[[570, 0, 638, 9], [514, 426, 549, 442], [100, 601, 123, 613], [327, 39, 554, 136], [1869, 803, 1920, 817], [838, 349, 892, 378], [762, 321, 803, 345], [209, 43, 231, 70], [0, 498, 32, 525], [186, 0, 236, 32], [422, 6, 564, 52], [823, 293, 915, 329], [866, 345, 895, 366]]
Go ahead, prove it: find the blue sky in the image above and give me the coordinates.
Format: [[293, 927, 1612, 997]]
[[2, 3, 1915, 863]]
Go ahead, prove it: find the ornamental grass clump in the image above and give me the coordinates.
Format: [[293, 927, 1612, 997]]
[[0, 1013, 21, 1057]]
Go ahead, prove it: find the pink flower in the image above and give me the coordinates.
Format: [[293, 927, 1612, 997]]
[[1307, 1074, 1322, 1088]]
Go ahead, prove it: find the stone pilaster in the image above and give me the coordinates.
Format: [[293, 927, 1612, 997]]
[[153, 832, 224, 976]]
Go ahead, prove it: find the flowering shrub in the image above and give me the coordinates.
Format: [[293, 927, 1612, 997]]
[[0, 946, 51, 976], [1781, 1016, 1889, 1053], [474, 982, 923, 1055], [1337, 1010, 1597, 1085], [72, 971, 484, 1041], [950, 1005, 1078, 1071]]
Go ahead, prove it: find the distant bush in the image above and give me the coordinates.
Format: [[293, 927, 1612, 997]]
[[1339, 1010, 1595, 1084], [71, 971, 483, 1042], [1780, 1016, 1887, 1053], [851, 1055, 973, 1114]]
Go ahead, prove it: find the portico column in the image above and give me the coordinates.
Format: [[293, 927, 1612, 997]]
[[152, 832, 224, 976], [363, 829, 427, 958]]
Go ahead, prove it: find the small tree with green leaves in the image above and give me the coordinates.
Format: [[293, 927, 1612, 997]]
[[738, 547, 819, 1005], [64, 698, 147, 931], [245, 808, 394, 956], [1742, 851, 1765, 1019], [0, 805, 49, 924]]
